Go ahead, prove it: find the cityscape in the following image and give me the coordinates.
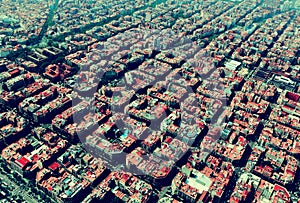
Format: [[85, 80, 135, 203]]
[[0, 0, 300, 203]]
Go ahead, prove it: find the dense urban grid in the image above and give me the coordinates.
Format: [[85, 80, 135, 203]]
[[0, 0, 300, 202]]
